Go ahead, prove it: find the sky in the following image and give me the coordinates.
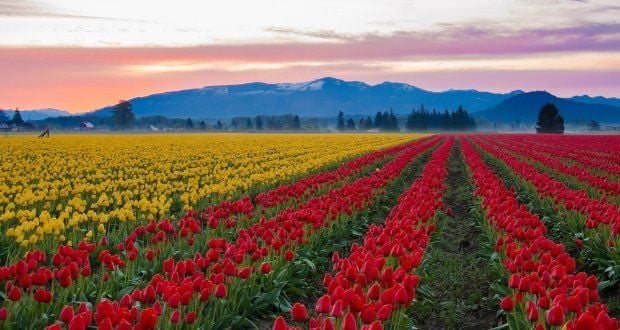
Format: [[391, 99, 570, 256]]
[[1, 0, 619, 113]]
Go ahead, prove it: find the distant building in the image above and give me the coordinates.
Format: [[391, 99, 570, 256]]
[[78, 121, 95, 130]]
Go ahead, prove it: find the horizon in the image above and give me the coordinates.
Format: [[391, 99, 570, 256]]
[[2, 0, 619, 113]]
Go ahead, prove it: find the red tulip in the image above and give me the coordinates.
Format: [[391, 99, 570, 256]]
[[361, 305, 376, 324], [186, 311, 197, 324], [60, 305, 74, 324], [291, 303, 308, 321], [500, 296, 514, 312], [34, 288, 53, 303], [316, 295, 331, 313], [260, 262, 272, 274], [343, 312, 357, 330], [0, 307, 7, 320], [546, 305, 565, 326], [8, 286, 21, 301], [215, 283, 227, 298], [170, 310, 181, 323], [272, 316, 288, 330], [576, 313, 596, 330], [140, 308, 158, 329]]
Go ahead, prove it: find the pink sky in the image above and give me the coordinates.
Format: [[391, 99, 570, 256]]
[[1, 0, 619, 113]]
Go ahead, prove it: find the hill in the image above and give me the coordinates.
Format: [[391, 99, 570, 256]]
[[0, 108, 71, 121], [474, 91, 620, 124]]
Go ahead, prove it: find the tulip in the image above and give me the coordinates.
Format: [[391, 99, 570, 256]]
[[316, 295, 331, 313], [546, 305, 565, 326], [215, 283, 227, 298], [272, 316, 288, 330], [8, 286, 22, 301], [260, 262, 272, 274], [186, 311, 197, 324], [170, 310, 181, 323], [343, 312, 357, 330], [575, 313, 596, 330], [0, 308, 7, 320], [34, 288, 53, 303], [291, 303, 308, 321], [60, 305, 74, 324], [140, 308, 158, 329]]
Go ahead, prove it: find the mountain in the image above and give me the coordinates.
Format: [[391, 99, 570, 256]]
[[89, 77, 524, 119], [474, 91, 620, 124], [568, 95, 620, 108], [0, 108, 72, 121]]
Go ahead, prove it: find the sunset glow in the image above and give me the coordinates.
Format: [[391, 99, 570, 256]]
[[1, 0, 619, 112]]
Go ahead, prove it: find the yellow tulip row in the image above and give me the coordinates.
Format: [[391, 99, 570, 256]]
[[0, 133, 424, 248]]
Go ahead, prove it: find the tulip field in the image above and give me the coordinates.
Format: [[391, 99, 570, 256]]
[[0, 133, 618, 330]]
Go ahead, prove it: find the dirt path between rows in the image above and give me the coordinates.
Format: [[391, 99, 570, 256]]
[[413, 140, 497, 329]]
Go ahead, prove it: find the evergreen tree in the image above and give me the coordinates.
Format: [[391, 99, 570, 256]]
[[366, 116, 373, 128], [112, 100, 135, 130], [336, 111, 345, 131], [245, 118, 253, 130], [199, 121, 207, 130], [587, 120, 601, 131], [292, 115, 301, 130], [0, 109, 8, 123], [185, 118, 194, 130], [536, 103, 564, 134], [12, 109, 25, 127], [374, 112, 383, 129], [358, 118, 367, 131], [255, 116, 263, 130], [346, 118, 356, 130], [216, 120, 224, 130]]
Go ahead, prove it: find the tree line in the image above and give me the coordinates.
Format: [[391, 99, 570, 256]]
[[336, 105, 476, 131]]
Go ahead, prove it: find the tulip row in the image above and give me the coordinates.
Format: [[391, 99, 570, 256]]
[[499, 135, 620, 176], [460, 137, 619, 330], [467, 136, 620, 291], [471, 136, 620, 237], [484, 135, 619, 196], [274, 136, 454, 330], [0, 136, 442, 329]]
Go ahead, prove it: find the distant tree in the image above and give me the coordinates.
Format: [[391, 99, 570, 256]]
[[231, 120, 238, 130], [374, 111, 383, 129], [245, 118, 254, 130], [0, 109, 8, 123], [216, 120, 224, 130], [366, 116, 373, 128], [536, 103, 564, 134], [292, 115, 301, 130], [11, 109, 25, 127], [112, 100, 135, 130], [336, 111, 345, 131], [199, 120, 207, 130], [185, 118, 194, 130], [346, 118, 356, 130], [255, 116, 264, 131], [358, 118, 367, 131], [587, 120, 601, 131]]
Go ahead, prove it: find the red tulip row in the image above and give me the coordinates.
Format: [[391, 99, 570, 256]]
[[255, 137, 428, 207], [273, 136, 454, 330], [484, 135, 619, 195], [0, 137, 437, 329], [471, 136, 620, 237], [460, 137, 618, 330], [504, 135, 620, 176], [21, 136, 440, 329], [526, 134, 620, 161]]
